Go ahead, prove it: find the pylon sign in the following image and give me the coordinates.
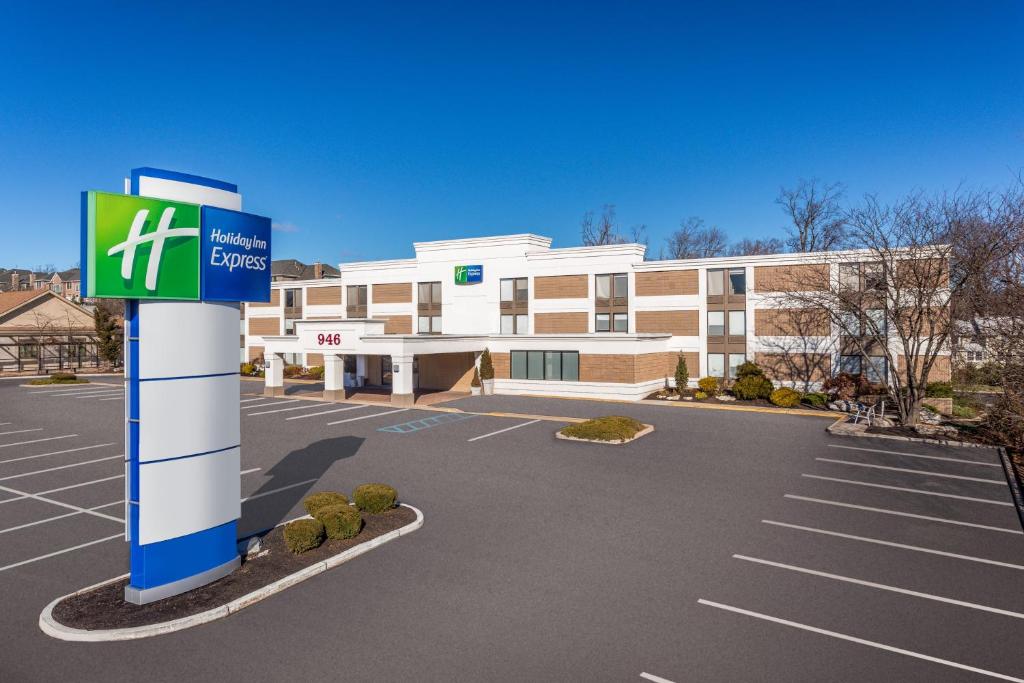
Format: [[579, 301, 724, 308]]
[[81, 191, 271, 302], [80, 169, 271, 604]]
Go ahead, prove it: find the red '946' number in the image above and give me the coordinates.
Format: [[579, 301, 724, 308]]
[[317, 333, 341, 345]]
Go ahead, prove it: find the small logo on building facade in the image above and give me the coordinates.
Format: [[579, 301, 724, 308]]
[[454, 264, 483, 284]]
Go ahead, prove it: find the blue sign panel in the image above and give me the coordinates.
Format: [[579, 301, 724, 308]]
[[200, 206, 272, 302], [455, 264, 483, 284]]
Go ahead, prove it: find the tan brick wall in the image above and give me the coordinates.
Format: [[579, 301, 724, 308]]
[[306, 353, 324, 366], [380, 315, 412, 334], [534, 312, 588, 333], [635, 270, 698, 296], [247, 346, 264, 362], [897, 354, 951, 382], [635, 310, 699, 336], [534, 274, 588, 299], [754, 308, 831, 336], [492, 352, 510, 378], [305, 286, 340, 306], [755, 352, 831, 384], [250, 289, 280, 307], [248, 317, 280, 336], [418, 352, 476, 390], [371, 282, 412, 304], [580, 354, 634, 383], [754, 264, 829, 292]]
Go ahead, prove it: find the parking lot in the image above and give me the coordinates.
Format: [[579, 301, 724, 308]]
[[1, 376, 1023, 682]]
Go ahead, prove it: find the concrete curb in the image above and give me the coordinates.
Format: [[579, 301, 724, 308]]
[[39, 504, 423, 642], [997, 448, 1024, 534], [826, 418, 993, 450], [638, 398, 835, 419], [555, 424, 655, 445]]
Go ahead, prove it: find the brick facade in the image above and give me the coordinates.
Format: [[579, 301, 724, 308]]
[[534, 312, 589, 333], [754, 264, 829, 292], [305, 285, 341, 306], [371, 282, 413, 304], [534, 274, 588, 299], [635, 310, 699, 336], [754, 308, 831, 336], [635, 270, 698, 296]]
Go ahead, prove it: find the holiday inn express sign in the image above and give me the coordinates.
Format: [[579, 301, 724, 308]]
[[82, 191, 271, 301], [81, 168, 271, 605]]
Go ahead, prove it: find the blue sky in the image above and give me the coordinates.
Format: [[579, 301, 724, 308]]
[[1, 1, 1021, 269]]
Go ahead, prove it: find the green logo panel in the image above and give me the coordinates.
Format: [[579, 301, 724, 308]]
[[84, 191, 201, 299]]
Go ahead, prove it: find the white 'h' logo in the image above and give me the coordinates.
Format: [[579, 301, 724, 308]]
[[106, 208, 199, 290]]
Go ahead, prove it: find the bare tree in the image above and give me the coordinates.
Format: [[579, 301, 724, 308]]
[[581, 204, 624, 246], [664, 217, 728, 259], [778, 179, 847, 252], [727, 237, 784, 257], [765, 190, 1005, 426]]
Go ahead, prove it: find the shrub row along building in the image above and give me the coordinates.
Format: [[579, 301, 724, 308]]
[[244, 234, 951, 405]]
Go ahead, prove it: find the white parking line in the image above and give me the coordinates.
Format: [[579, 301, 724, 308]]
[[0, 534, 123, 573], [697, 599, 1024, 682], [0, 428, 43, 438], [640, 673, 675, 683], [239, 397, 267, 403], [0, 423, 9, 426], [0, 500, 123, 535], [467, 419, 541, 442], [816, 457, 1006, 485], [241, 478, 318, 502], [286, 404, 369, 420], [38, 388, 120, 397], [29, 386, 113, 396], [802, 473, 1013, 506], [0, 442, 116, 466], [828, 444, 1000, 467], [762, 520, 1024, 571], [247, 402, 329, 416], [99, 396, 124, 401], [242, 399, 300, 410], [734, 554, 1024, 619], [327, 408, 409, 426], [0, 483, 122, 522], [0, 454, 122, 482], [784, 494, 1022, 535], [73, 390, 125, 398], [0, 434, 78, 450]]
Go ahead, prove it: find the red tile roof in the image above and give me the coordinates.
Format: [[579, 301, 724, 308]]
[[0, 289, 49, 316]]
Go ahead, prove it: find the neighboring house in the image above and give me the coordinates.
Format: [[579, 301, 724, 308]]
[[243, 233, 953, 402], [271, 259, 339, 282], [955, 317, 1022, 366], [0, 289, 103, 373], [1, 267, 83, 301]]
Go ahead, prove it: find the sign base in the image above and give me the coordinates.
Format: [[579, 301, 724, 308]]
[[124, 555, 240, 605]]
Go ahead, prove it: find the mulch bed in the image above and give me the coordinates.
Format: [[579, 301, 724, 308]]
[[866, 423, 992, 445], [646, 392, 827, 411], [52, 506, 415, 631]]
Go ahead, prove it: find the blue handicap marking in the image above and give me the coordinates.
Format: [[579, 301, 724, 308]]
[[378, 412, 477, 433]]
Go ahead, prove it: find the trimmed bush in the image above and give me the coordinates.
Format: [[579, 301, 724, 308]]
[[926, 381, 954, 398], [801, 392, 828, 407], [307, 365, 325, 381], [952, 404, 977, 419], [560, 415, 645, 442], [674, 354, 689, 395], [471, 366, 481, 388], [733, 375, 774, 400], [694, 390, 708, 400], [28, 373, 88, 385], [479, 349, 495, 380], [51, 372, 77, 381], [770, 387, 802, 408], [283, 364, 304, 378], [303, 491, 350, 517], [316, 504, 362, 540], [283, 518, 325, 554], [922, 403, 939, 414], [822, 372, 866, 400], [697, 376, 719, 396], [240, 363, 255, 376], [353, 483, 398, 513], [734, 361, 765, 380]]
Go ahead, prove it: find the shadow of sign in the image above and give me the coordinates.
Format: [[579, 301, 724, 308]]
[[240, 435, 364, 537]]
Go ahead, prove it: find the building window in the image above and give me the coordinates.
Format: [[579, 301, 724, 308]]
[[284, 288, 300, 309], [728, 310, 746, 336], [864, 356, 888, 383], [966, 350, 985, 363], [500, 278, 528, 334], [707, 353, 725, 378], [728, 353, 746, 378], [708, 311, 725, 337], [840, 355, 862, 375], [865, 309, 887, 335], [284, 319, 296, 334], [840, 262, 885, 292], [708, 270, 724, 296], [595, 273, 628, 333], [346, 285, 367, 318], [19, 343, 38, 359], [418, 281, 442, 334], [729, 269, 746, 295], [510, 351, 579, 381]]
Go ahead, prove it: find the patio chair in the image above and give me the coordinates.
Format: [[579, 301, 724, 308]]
[[852, 396, 886, 425]]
